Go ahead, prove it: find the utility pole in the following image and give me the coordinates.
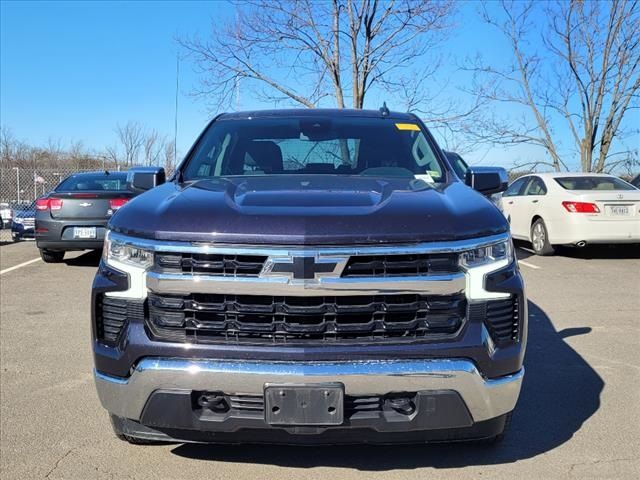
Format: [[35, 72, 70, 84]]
[[174, 52, 179, 168]]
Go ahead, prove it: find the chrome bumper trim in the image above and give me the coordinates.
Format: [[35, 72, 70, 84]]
[[95, 358, 524, 423], [146, 271, 466, 296]]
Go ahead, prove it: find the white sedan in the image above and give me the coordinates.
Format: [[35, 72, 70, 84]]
[[501, 173, 640, 255]]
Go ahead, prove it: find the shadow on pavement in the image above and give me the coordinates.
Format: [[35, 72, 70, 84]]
[[515, 240, 639, 260], [556, 244, 640, 259], [171, 301, 603, 469], [63, 249, 102, 267]]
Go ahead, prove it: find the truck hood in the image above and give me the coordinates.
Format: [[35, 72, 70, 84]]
[[109, 175, 508, 245]]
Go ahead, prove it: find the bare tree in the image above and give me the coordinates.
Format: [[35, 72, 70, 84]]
[[115, 121, 145, 167], [0, 127, 17, 167], [104, 145, 120, 170], [466, 0, 640, 172], [179, 0, 455, 110], [162, 141, 176, 173], [143, 130, 167, 166]]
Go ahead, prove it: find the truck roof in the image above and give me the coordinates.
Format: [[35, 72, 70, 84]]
[[218, 108, 418, 121]]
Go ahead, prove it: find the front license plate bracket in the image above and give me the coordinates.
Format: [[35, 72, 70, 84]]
[[264, 383, 344, 426]]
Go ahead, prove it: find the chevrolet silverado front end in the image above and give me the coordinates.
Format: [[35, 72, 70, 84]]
[[92, 109, 526, 445]]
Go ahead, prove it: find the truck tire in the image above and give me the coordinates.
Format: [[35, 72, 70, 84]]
[[530, 219, 555, 256], [39, 249, 65, 263]]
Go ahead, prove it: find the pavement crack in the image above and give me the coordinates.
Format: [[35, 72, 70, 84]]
[[43, 446, 76, 479], [568, 456, 637, 476]]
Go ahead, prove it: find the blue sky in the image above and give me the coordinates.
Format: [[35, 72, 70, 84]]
[[1, 1, 635, 170]]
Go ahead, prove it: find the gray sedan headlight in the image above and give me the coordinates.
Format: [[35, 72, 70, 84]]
[[459, 239, 513, 269], [103, 231, 153, 269]]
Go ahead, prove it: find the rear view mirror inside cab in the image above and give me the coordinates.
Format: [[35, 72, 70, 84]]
[[300, 119, 333, 141]]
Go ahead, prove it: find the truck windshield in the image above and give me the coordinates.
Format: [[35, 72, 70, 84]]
[[182, 117, 447, 182]]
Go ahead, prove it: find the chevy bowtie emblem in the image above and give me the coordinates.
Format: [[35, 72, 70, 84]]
[[79, 202, 92, 207], [262, 255, 347, 281]]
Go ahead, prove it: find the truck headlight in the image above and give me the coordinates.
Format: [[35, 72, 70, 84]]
[[103, 231, 153, 269], [12, 217, 24, 225], [459, 239, 513, 269]]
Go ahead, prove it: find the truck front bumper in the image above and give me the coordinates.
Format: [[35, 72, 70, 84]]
[[95, 357, 523, 442]]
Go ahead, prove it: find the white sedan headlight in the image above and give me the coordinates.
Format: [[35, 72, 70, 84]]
[[459, 239, 513, 269], [103, 231, 153, 269]]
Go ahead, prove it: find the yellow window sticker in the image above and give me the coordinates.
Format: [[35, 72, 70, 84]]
[[395, 123, 420, 131], [414, 174, 434, 183]]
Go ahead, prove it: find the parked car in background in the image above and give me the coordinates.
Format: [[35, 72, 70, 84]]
[[502, 172, 640, 255], [35, 170, 163, 263], [444, 151, 503, 211], [11, 201, 36, 241], [0, 202, 12, 228], [630, 174, 640, 189]]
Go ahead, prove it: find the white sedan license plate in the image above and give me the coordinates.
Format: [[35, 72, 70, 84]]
[[607, 205, 631, 216], [73, 227, 97, 239]]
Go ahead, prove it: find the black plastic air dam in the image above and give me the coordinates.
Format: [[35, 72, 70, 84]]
[[111, 411, 509, 445], [139, 389, 473, 433]]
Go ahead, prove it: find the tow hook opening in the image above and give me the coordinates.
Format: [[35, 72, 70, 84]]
[[196, 392, 230, 413], [385, 396, 416, 415]]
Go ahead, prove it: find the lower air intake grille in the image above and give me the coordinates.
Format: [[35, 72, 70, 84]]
[[193, 391, 391, 416], [146, 293, 466, 344], [95, 295, 144, 344]]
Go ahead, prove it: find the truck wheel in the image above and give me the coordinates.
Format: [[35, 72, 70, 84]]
[[39, 249, 65, 263], [530, 219, 555, 256]]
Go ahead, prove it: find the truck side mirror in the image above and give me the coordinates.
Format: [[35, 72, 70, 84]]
[[127, 167, 166, 193], [465, 167, 508, 195]]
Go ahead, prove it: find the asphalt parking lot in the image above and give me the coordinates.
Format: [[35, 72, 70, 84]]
[[1, 236, 639, 479]]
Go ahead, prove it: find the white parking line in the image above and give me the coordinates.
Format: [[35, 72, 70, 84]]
[[0, 257, 41, 275], [518, 260, 541, 270]]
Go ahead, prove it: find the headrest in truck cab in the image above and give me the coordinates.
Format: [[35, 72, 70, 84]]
[[245, 141, 283, 173]]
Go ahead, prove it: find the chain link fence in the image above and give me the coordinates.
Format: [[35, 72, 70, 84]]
[[0, 165, 176, 206], [0, 167, 102, 206]]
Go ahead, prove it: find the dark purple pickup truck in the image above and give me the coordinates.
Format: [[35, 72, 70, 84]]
[[92, 108, 526, 445]]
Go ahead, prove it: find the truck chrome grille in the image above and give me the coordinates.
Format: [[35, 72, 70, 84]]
[[155, 253, 267, 277], [146, 293, 466, 344], [341, 253, 459, 277], [153, 252, 460, 279]]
